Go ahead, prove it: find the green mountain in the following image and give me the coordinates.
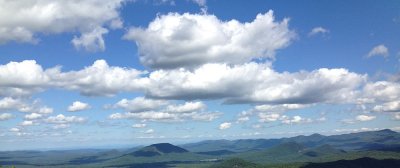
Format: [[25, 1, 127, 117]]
[[182, 129, 400, 152], [131, 143, 189, 157]]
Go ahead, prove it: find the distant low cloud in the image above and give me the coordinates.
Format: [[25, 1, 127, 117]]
[[219, 122, 232, 130], [68, 101, 91, 112], [109, 100, 221, 122], [308, 27, 329, 37], [45, 114, 86, 124], [367, 44, 389, 58]]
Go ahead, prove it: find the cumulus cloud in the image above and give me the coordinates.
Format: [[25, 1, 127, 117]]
[[113, 97, 167, 112], [0, 113, 13, 121], [0, 97, 53, 114], [124, 10, 295, 69], [355, 115, 376, 121], [24, 113, 43, 120], [67, 101, 91, 112], [20, 120, 35, 126], [308, 27, 329, 36], [0, 60, 148, 97], [219, 122, 232, 130], [146, 63, 365, 104], [0, 0, 124, 51], [109, 97, 220, 122], [373, 101, 400, 112], [367, 44, 389, 58], [44, 114, 86, 124]]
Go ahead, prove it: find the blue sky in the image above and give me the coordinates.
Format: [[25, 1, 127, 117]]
[[0, 0, 399, 151]]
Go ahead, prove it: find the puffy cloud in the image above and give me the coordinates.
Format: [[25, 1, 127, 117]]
[[367, 44, 389, 58], [52, 60, 148, 97], [114, 97, 167, 112], [0, 97, 53, 114], [124, 10, 295, 69], [147, 63, 365, 104], [355, 115, 376, 121], [67, 101, 91, 112], [132, 123, 146, 128], [219, 122, 232, 130], [0, 113, 13, 121], [361, 81, 400, 103], [0, 97, 25, 111], [20, 120, 35, 126], [0, 60, 148, 97], [44, 114, 86, 124], [0, 0, 124, 51], [165, 101, 205, 113], [308, 27, 329, 36], [373, 101, 400, 112], [24, 113, 42, 120], [110, 98, 220, 122]]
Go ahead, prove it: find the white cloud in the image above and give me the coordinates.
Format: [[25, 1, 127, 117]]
[[355, 115, 376, 121], [38, 106, 53, 114], [0, 113, 13, 121], [360, 81, 400, 105], [24, 113, 42, 120], [72, 27, 108, 52], [124, 10, 295, 69], [20, 120, 35, 126], [67, 101, 91, 112], [114, 97, 167, 112], [0, 60, 148, 97], [373, 101, 400, 112], [367, 44, 389, 58], [147, 63, 365, 104], [219, 122, 232, 130], [255, 104, 309, 112], [0, 0, 124, 51], [280, 115, 312, 124], [132, 123, 146, 128], [394, 113, 400, 120], [54, 60, 148, 97], [109, 111, 221, 122], [165, 101, 205, 113], [308, 27, 329, 36], [9, 127, 20, 132], [258, 113, 281, 122], [45, 114, 86, 124]]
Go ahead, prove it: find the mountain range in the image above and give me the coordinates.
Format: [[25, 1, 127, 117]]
[[1, 129, 400, 167]]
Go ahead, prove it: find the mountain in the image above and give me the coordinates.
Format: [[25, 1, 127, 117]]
[[131, 143, 188, 157], [182, 129, 400, 152]]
